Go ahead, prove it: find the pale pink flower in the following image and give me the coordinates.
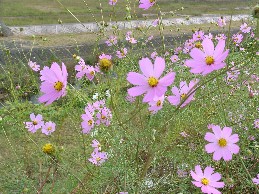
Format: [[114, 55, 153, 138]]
[[148, 95, 165, 113], [38, 62, 67, 105], [152, 19, 159, 27], [254, 119, 259, 128], [42, 121, 56, 135], [75, 58, 88, 79], [217, 17, 226, 27], [105, 35, 118, 46], [96, 108, 112, 126], [109, 0, 117, 5], [116, 48, 127, 58], [28, 61, 40, 71], [89, 151, 108, 166], [24, 113, 44, 133], [91, 139, 101, 151], [170, 55, 179, 63], [191, 165, 225, 194], [193, 31, 204, 41], [252, 174, 259, 185], [240, 23, 251, 33], [151, 51, 158, 60], [205, 125, 240, 161], [168, 79, 198, 108], [81, 110, 95, 134], [185, 38, 229, 75], [127, 57, 175, 102], [215, 34, 227, 41], [232, 33, 243, 46], [139, 0, 155, 10], [204, 33, 213, 40]]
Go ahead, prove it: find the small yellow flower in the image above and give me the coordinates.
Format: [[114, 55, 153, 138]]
[[42, 143, 55, 154]]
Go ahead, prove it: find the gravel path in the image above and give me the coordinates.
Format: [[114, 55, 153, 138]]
[[9, 14, 251, 36]]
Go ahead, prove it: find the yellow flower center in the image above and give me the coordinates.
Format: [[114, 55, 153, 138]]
[[181, 93, 187, 99], [33, 120, 38, 125], [201, 178, 209, 186], [148, 77, 159, 87], [42, 143, 55, 154], [54, 81, 64, 91], [73, 54, 77, 59], [156, 100, 161, 106], [205, 56, 215, 65], [90, 71, 95, 76], [99, 58, 112, 72], [101, 115, 106, 120], [96, 157, 101, 161], [149, 0, 155, 3], [197, 35, 201, 38], [218, 138, 227, 147], [47, 127, 52, 131], [195, 42, 202, 49], [88, 120, 93, 126]]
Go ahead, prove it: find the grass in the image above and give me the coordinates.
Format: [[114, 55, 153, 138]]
[[0, 0, 258, 26]]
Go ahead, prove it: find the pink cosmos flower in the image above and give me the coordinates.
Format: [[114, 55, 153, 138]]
[[81, 110, 95, 134], [254, 119, 259, 128], [28, 61, 40, 72], [191, 165, 225, 194], [152, 19, 159, 27], [38, 62, 68, 105], [75, 58, 88, 79], [185, 38, 229, 75], [174, 47, 182, 55], [42, 121, 56, 135], [89, 150, 108, 166], [139, 0, 155, 10], [109, 0, 117, 5], [91, 139, 101, 151], [253, 174, 259, 185], [127, 57, 176, 102], [168, 79, 198, 108], [148, 95, 165, 113], [151, 51, 158, 60], [96, 107, 112, 126], [217, 17, 226, 27], [116, 48, 127, 58], [240, 23, 251, 33], [204, 125, 240, 161], [119, 192, 128, 194], [215, 34, 227, 41], [232, 33, 243, 46], [170, 55, 179, 63], [105, 35, 118, 46], [204, 33, 213, 40], [24, 113, 44, 133], [193, 31, 204, 41]]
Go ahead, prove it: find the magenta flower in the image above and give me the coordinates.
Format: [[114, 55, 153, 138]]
[[205, 125, 240, 161], [75, 58, 88, 79], [81, 110, 95, 134], [38, 62, 68, 105], [42, 121, 56, 135], [253, 174, 259, 185], [28, 61, 40, 72], [109, 0, 117, 5], [24, 113, 44, 133], [89, 150, 108, 166], [232, 33, 243, 46], [139, 0, 155, 10], [191, 165, 225, 194], [127, 57, 175, 102], [168, 79, 198, 108], [185, 38, 229, 75], [215, 34, 227, 41]]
